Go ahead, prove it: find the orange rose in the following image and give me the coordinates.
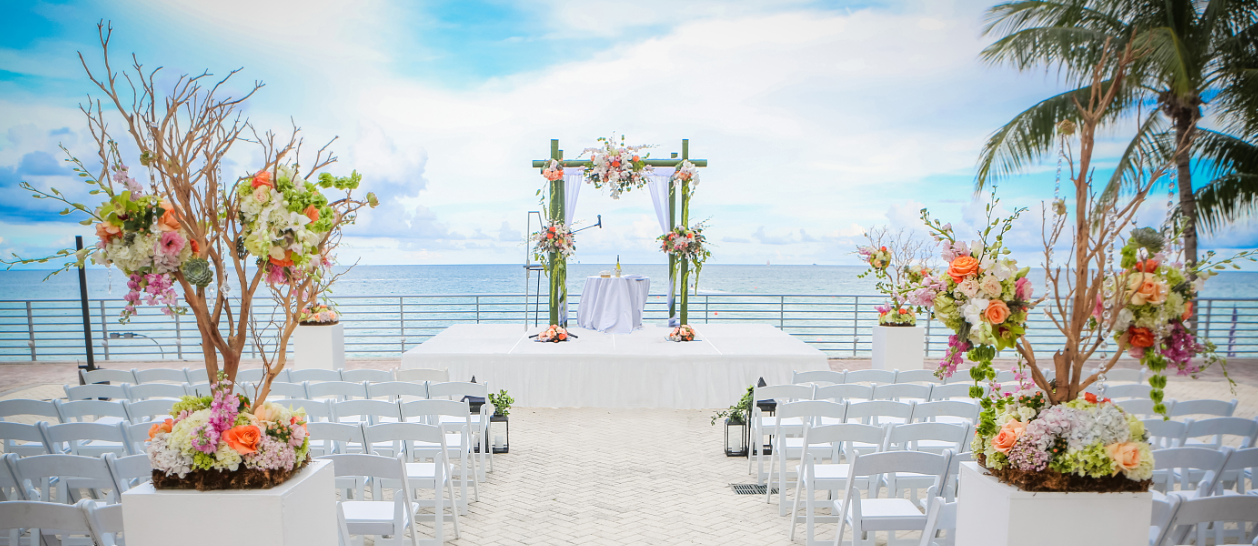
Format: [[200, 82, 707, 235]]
[[991, 420, 1025, 453], [1135, 259, 1159, 273], [95, 222, 121, 243], [148, 418, 173, 440], [1105, 442, 1142, 475], [1128, 327, 1155, 348], [269, 250, 294, 268], [947, 256, 980, 284], [251, 170, 273, 189], [1126, 273, 1168, 306], [984, 300, 1011, 325], [1181, 301, 1194, 322], [223, 424, 262, 455], [157, 200, 181, 232], [303, 204, 320, 223]]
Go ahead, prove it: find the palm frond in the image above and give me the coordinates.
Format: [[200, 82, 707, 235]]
[[1184, 129, 1258, 233], [981, 26, 1118, 78], [1190, 173, 1258, 233], [1138, 27, 1199, 96], [1100, 108, 1171, 201]]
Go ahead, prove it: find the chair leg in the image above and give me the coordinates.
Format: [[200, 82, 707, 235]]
[[446, 471, 461, 540]]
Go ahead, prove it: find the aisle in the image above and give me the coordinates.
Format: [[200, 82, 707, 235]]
[[454, 408, 825, 545]]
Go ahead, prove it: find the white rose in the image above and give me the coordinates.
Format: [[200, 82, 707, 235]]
[[957, 279, 980, 298], [980, 275, 1003, 298]]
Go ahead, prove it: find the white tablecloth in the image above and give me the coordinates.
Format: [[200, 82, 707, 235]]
[[577, 276, 650, 334]]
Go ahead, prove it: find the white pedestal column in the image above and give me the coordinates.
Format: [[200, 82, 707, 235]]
[[871, 325, 924, 370], [294, 322, 345, 370], [955, 463, 1151, 546], [122, 459, 337, 546]]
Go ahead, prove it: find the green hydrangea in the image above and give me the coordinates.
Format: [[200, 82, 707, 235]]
[[1051, 443, 1112, 478], [171, 396, 212, 417], [1127, 414, 1146, 442]]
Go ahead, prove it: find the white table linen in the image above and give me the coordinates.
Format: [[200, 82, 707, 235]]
[[577, 275, 650, 334]]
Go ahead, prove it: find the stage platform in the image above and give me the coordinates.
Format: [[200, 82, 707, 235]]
[[401, 324, 830, 409]]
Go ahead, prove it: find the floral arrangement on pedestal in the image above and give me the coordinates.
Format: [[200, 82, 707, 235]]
[[580, 135, 654, 199], [147, 378, 309, 490], [855, 227, 939, 327], [668, 324, 697, 342], [299, 300, 339, 325], [536, 324, 569, 343]]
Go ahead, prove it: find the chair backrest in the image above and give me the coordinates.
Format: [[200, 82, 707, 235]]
[[0, 399, 61, 423], [104, 452, 152, 493], [847, 449, 952, 491], [1120, 398, 1175, 419], [64, 384, 127, 401], [361, 422, 446, 461], [754, 384, 814, 405], [124, 382, 187, 401], [0, 499, 94, 542], [1183, 417, 1258, 449], [394, 368, 449, 383], [234, 368, 267, 383], [12, 454, 116, 503], [54, 399, 128, 423], [122, 421, 154, 457], [306, 381, 369, 401], [39, 422, 130, 457], [814, 384, 873, 403], [894, 369, 941, 384], [400, 399, 471, 427], [1099, 368, 1143, 383], [1170, 399, 1238, 418], [791, 370, 846, 386], [332, 399, 401, 425], [929, 383, 983, 401], [802, 423, 887, 458], [843, 369, 897, 384], [872, 383, 932, 402], [271, 399, 333, 422], [83, 499, 125, 546], [367, 381, 428, 402], [1166, 495, 1258, 546], [80, 368, 137, 385], [774, 400, 846, 430], [289, 369, 344, 383], [1151, 447, 1231, 495], [132, 368, 190, 383], [883, 422, 969, 452], [0, 453, 21, 501], [341, 369, 393, 383], [123, 399, 176, 423], [1143, 418, 1189, 449], [1101, 383, 1151, 400], [184, 368, 210, 383], [1149, 495, 1180, 546], [263, 381, 309, 400], [942, 368, 974, 384], [844, 400, 916, 425], [185, 383, 213, 397], [307, 422, 367, 456], [917, 496, 957, 546], [0, 422, 47, 456], [911, 400, 979, 423], [1218, 447, 1258, 495], [426, 381, 488, 400], [994, 370, 1018, 383]]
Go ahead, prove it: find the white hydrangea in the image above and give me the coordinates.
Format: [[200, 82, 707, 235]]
[[212, 441, 242, 471], [148, 432, 194, 478]]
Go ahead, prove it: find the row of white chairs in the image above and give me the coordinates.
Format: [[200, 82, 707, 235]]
[[1147, 493, 1258, 546], [63, 379, 489, 406], [793, 366, 1145, 387], [80, 366, 450, 386], [0, 499, 124, 545], [1144, 417, 1258, 450]]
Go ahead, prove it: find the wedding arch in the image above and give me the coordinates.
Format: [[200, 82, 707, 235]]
[[528, 137, 708, 328]]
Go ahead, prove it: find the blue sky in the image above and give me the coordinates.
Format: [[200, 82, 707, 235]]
[[1, 0, 1254, 269]]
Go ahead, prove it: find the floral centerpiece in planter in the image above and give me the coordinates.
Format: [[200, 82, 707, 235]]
[[299, 300, 339, 325], [148, 378, 310, 490], [579, 134, 655, 200], [855, 227, 938, 327]]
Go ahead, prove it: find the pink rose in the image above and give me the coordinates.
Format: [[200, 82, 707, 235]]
[[991, 419, 1025, 453], [1015, 277, 1033, 300]]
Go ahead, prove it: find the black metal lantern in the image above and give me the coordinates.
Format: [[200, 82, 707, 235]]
[[489, 413, 509, 454], [724, 417, 748, 457]]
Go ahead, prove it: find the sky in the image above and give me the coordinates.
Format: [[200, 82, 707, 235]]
[[1, 0, 1254, 269]]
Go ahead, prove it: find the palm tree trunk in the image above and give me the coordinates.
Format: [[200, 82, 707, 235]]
[[1174, 111, 1198, 274]]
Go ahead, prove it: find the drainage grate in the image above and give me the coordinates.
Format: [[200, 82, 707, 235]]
[[730, 484, 777, 495]]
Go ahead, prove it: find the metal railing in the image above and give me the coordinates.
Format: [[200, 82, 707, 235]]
[[2, 294, 1256, 360]]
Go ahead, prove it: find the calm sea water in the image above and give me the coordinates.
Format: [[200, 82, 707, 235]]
[[1, 264, 1255, 301]]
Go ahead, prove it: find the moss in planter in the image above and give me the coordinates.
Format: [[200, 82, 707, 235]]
[[151, 460, 308, 491], [976, 453, 1150, 493]]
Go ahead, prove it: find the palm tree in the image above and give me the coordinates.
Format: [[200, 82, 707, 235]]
[[975, 0, 1258, 271]]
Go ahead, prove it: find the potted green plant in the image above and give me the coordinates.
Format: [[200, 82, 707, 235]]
[[711, 385, 752, 457], [488, 390, 514, 454]]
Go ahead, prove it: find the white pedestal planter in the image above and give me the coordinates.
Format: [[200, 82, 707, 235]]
[[295, 322, 345, 370], [871, 325, 924, 370], [955, 463, 1151, 546], [122, 459, 336, 546]]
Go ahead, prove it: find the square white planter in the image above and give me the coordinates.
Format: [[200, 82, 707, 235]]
[[871, 325, 924, 370], [955, 462, 1151, 546], [122, 459, 336, 546], [295, 322, 345, 370]]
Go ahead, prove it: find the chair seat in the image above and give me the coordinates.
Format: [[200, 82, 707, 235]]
[[913, 440, 960, 451], [759, 416, 804, 429], [405, 462, 455, 483], [841, 498, 926, 531], [341, 500, 417, 535], [414, 434, 466, 450], [438, 415, 482, 426], [801, 463, 850, 481]]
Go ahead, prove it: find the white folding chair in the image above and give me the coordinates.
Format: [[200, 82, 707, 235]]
[[1145, 418, 1190, 449], [394, 369, 449, 383], [1164, 494, 1258, 546], [400, 400, 479, 509], [104, 452, 151, 494], [122, 383, 186, 401], [815, 384, 874, 405], [917, 495, 957, 546], [910, 400, 978, 427], [234, 368, 267, 384], [1101, 383, 1152, 400], [184, 368, 209, 383], [0, 400, 61, 423], [425, 383, 491, 475], [322, 453, 421, 546], [10, 454, 117, 505], [789, 422, 887, 546], [1182, 417, 1258, 449], [1171, 399, 1238, 419], [1215, 447, 1258, 496], [272, 399, 334, 422], [881, 423, 969, 502], [1122, 398, 1176, 419], [941, 369, 974, 384], [844, 370, 897, 384], [132, 368, 189, 384], [53, 400, 128, 429], [0, 499, 94, 546], [343, 369, 394, 383], [83, 499, 124, 546], [184, 383, 213, 397], [308, 422, 369, 499], [1097, 368, 1144, 384], [308, 381, 369, 402], [845, 400, 915, 426], [80, 369, 136, 386], [768, 401, 848, 515], [290, 369, 345, 383], [39, 422, 131, 458], [834, 450, 952, 546], [0, 423, 48, 459], [1150, 495, 1181, 546], [1151, 447, 1231, 498], [893, 370, 941, 384], [261, 381, 310, 400], [122, 399, 175, 423], [750, 384, 815, 484], [793, 370, 847, 386], [368, 382, 429, 403], [359, 424, 462, 543], [63, 384, 126, 402], [334, 399, 402, 426], [873, 384, 932, 403], [927, 384, 983, 401]]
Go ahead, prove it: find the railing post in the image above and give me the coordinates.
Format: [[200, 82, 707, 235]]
[[26, 301, 36, 361], [476, 296, 481, 324], [99, 300, 110, 361], [1204, 300, 1213, 340], [174, 311, 183, 359], [705, 295, 709, 324], [779, 296, 785, 329], [925, 317, 932, 357], [399, 297, 406, 353], [852, 296, 859, 356]]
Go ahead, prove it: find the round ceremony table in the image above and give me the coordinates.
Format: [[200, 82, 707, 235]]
[[577, 275, 650, 334]]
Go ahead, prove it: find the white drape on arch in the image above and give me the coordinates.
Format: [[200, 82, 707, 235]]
[[563, 169, 583, 225], [646, 169, 678, 326]]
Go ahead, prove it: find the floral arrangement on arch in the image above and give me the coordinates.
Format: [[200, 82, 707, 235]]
[[542, 159, 564, 182], [975, 389, 1153, 492], [533, 221, 576, 258], [148, 377, 309, 490], [237, 165, 348, 286], [536, 324, 569, 343], [299, 300, 339, 325], [668, 324, 697, 342], [658, 223, 708, 263], [855, 227, 940, 327], [671, 160, 698, 189], [580, 134, 654, 200]]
